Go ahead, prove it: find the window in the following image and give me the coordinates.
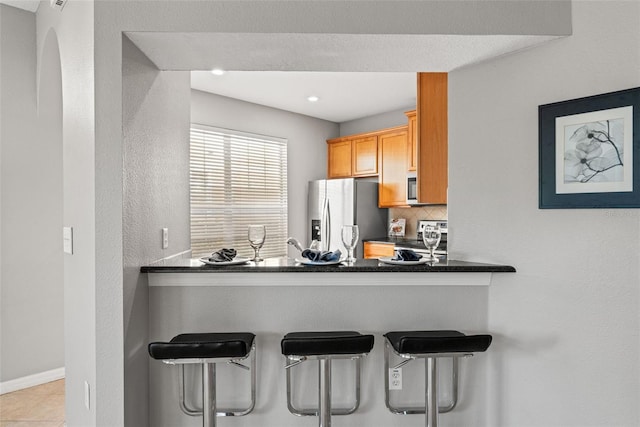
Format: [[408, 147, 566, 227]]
[[190, 124, 288, 259]]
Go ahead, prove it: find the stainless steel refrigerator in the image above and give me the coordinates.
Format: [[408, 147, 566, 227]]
[[307, 178, 388, 257]]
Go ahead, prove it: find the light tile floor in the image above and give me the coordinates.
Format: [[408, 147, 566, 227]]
[[0, 379, 65, 427]]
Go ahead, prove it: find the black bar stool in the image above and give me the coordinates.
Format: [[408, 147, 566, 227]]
[[148, 332, 256, 427], [383, 330, 492, 427], [281, 331, 374, 427]]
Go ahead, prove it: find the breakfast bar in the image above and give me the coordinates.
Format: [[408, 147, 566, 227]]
[[143, 258, 514, 426], [142, 257, 515, 273]]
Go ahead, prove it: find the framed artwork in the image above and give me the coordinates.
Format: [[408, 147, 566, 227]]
[[539, 87, 640, 208]]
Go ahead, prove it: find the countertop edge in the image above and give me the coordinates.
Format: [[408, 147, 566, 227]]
[[140, 258, 516, 274], [146, 271, 499, 287]]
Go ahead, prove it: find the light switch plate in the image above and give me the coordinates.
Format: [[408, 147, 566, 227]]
[[84, 380, 90, 410], [63, 227, 73, 254], [162, 228, 169, 249]]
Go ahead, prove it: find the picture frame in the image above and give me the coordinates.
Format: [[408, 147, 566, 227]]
[[539, 87, 640, 209], [389, 218, 406, 237]]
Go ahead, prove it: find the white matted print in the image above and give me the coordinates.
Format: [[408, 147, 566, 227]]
[[555, 106, 633, 194]]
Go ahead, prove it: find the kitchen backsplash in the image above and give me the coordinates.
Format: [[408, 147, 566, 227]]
[[389, 205, 448, 238]]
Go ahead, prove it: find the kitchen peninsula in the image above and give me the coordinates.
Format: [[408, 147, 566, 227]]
[[143, 257, 514, 426]]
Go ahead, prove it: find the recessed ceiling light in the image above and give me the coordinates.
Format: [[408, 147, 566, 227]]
[[307, 96, 320, 102], [210, 69, 225, 76]]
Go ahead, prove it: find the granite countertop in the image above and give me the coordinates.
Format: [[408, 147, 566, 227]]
[[141, 257, 515, 273]]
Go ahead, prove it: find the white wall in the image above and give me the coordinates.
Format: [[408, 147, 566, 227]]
[[448, 1, 640, 426], [191, 89, 337, 251], [340, 106, 415, 137], [122, 36, 192, 427], [149, 283, 491, 427], [0, 4, 64, 385], [36, 2, 97, 425]]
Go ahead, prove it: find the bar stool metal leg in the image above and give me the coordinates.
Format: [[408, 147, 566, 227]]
[[383, 331, 492, 427], [149, 333, 256, 427], [426, 357, 437, 427], [203, 362, 216, 427], [281, 331, 374, 426], [319, 358, 332, 427]]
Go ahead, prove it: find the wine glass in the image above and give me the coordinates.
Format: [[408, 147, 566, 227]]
[[422, 225, 442, 262], [248, 225, 266, 262], [341, 225, 360, 264]]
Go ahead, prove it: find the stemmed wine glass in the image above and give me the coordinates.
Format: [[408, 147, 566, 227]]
[[248, 225, 266, 262], [341, 225, 360, 264], [422, 225, 442, 262]]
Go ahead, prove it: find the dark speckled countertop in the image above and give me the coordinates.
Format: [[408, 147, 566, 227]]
[[141, 257, 515, 273]]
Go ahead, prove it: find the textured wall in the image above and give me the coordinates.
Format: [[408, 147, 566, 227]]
[[122, 36, 191, 426], [448, 1, 640, 425], [0, 5, 64, 384]]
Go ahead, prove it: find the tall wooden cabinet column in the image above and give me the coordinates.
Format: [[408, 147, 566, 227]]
[[417, 73, 448, 204]]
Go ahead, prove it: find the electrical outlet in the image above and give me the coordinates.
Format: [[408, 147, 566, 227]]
[[389, 368, 402, 390], [162, 228, 169, 249]]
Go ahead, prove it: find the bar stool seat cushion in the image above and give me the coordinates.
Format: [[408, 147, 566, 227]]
[[149, 332, 255, 360], [384, 330, 492, 354], [281, 331, 374, 356]]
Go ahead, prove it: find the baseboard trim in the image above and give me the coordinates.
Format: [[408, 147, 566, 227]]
[[0, 367, 65, 395]]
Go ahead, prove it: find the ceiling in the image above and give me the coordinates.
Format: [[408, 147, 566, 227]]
[[191, 71, 417, 123], [1, 1, 562, 124], [128, 32, 559, 123]]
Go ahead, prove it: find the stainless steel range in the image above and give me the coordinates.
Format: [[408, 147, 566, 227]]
[[396, 220, 448, 256]]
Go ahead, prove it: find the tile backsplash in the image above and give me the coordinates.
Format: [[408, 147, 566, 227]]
[[388, 205, 448, 237]]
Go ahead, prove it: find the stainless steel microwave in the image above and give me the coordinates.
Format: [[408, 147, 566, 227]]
[[407, 173, 418, 204]]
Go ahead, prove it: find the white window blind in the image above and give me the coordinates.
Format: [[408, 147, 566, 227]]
[[190, 124, 288, 259]]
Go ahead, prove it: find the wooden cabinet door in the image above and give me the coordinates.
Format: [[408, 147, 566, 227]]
[[364, 242, 395, 259], [405, 110, 417, 172], [417, 73, 448, 204], [327, 139, 352, 178], [352, 136, 378, 176], [378, 129, 408, 207]]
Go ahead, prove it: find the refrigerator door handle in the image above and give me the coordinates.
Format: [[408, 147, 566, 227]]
[[321, 197, 330, 251]]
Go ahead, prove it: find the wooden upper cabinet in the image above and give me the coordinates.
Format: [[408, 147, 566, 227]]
[[352, 136, 378, 176], [405, 110, 417, 172], [378, 128, 408, 208], [417, 73, 448, 204], [327, 134, 378, 178], [327, 139, 352, 178]]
